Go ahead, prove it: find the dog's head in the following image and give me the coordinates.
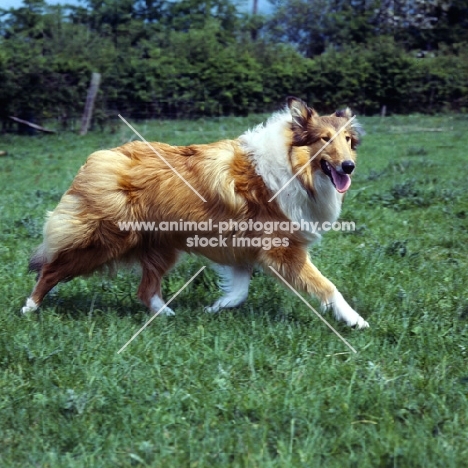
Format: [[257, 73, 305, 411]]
[[287, 96, 363, 196]]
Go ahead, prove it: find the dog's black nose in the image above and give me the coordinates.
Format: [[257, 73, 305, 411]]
[[341, 160, 355, 174]]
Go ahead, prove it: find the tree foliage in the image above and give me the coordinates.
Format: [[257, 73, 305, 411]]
[[0, 0, 467, 128]]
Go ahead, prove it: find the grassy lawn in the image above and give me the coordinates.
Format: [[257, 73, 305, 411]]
[[0, 112, 467, 467]]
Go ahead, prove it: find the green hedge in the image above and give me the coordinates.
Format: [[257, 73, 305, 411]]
[[303, 40, 468, 115], [1, 27, 467, 125]]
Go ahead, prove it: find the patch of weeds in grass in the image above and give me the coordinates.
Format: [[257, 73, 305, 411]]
[[13, 216, 43, 239], [385, 240, 408, 257], [33, 188, 63, 204], [406, 146, 428, 156], [366, 179, 459, 210], [361, 159, 429, 182]]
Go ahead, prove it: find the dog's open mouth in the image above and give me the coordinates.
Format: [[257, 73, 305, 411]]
[[320, 160, 351, 193]]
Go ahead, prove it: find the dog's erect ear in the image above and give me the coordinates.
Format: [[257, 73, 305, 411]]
[[333, 107, 365, 149], [288, 96, 311, 124], [334, 108, 353, 119], [287, 97, 318, 146]]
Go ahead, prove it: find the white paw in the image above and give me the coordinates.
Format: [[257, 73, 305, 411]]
[[323, 290, 369, 329], [205, 264, 251, 313], [354, 317, 370, 329], [205, 301, 224, 313], [205, 298, 225, 313], [150, 295, 175, 316], [153, 306, 175, 316], [21, 298, 38, 314], [204, 295, 246, 313]]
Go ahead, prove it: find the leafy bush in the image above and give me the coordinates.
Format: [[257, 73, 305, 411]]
[[0, 2, 467, 125]]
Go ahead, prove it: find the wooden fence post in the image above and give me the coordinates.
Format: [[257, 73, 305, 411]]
[[80, 72, 101, 135]]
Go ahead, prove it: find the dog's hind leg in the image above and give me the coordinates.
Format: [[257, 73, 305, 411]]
[[21, 246, 113, 314], [21, 263, 64, 313], [205, 265, 252, 313], [137, 248, 179, 316]]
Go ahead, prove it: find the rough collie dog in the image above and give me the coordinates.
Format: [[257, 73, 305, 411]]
[[22, 97, 369, 328]]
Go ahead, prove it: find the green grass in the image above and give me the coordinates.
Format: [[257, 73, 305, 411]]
[[1, 113, 467, 467]]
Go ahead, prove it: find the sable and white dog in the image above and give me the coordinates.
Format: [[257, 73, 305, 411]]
[[22, 97, 369, 328]]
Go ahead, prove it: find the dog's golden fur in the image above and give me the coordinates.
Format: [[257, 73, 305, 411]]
[[22, 97, 369, 328]]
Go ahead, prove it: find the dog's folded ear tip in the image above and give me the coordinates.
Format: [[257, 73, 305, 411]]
[[286, 96, 311, 108], [335, 108, 354, 119], [286, 95, 299, 103], [286, 96, 302, 109]]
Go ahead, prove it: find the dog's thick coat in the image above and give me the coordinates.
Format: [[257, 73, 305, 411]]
[[22, 98, 369, 328]]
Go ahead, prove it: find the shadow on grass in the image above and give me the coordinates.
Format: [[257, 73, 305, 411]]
[[23, 262, 344, 333], [34, 282, 321, 330]]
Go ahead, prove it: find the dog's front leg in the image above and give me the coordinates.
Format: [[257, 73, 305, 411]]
[[261, 248, 369, 329]]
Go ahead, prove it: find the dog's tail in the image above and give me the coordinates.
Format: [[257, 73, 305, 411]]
[[29, 243, 46, 274]]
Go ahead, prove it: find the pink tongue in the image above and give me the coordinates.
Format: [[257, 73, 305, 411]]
[[330, 166, 351, 193]]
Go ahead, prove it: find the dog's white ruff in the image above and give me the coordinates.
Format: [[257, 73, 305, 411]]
[[240, 111, 343, 244]]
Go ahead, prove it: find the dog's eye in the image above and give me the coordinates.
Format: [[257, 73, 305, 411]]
[[321, 136, 330, 142], [346, 136, 351, 143]]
